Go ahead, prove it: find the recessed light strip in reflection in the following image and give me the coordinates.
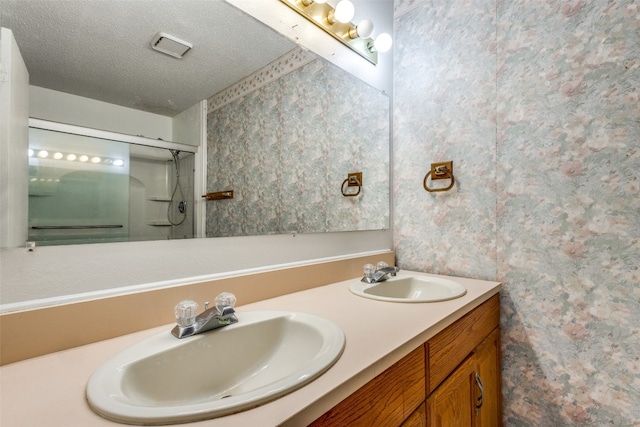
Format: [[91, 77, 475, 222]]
[[28, 148, 125, 167]]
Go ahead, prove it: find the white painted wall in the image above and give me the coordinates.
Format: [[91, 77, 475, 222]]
[[172, 101, 203, 146], [173, 100, 207, 237], [0, 28, 29, 248], [29, 86, 173, 140]]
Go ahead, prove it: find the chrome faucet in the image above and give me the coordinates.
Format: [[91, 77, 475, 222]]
[[361, 263, 400, 283], [171, 292, 238, 338]]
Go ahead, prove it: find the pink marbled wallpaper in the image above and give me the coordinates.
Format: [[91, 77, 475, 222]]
[[394, 0, 639, 424], [206, 56, 390, 237]]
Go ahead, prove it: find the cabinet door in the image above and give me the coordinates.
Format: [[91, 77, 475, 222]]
[[426, 355, 475, 427], [474, 327, 501, 427], [402, 402, 426, 427]]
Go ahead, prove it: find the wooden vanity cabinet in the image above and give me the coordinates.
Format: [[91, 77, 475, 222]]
[[309, 345, 425, 427], [309, 294, 501, 427], [426, 294, 501, 427], [426, 327, 501, 427]]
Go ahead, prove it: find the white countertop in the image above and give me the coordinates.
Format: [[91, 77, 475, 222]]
[[0, 271, 500, 427]]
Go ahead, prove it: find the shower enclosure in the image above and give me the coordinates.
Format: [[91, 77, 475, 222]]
[[28, 121, 196, 246]]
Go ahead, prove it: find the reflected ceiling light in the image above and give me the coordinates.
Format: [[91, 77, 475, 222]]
[[280, 0, 391, 65], [30, 148, 123, 166]]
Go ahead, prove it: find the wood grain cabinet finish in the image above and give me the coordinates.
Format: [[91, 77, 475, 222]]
[[402, 402, 427, 427], [426, 327, 501, 427], [309, 294, 501, 427], [309, 346, 425, 427]]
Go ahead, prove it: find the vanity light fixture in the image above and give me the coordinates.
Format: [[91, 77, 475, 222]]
[[328, 0, 355, 24], [370, 32, 393, 53], [348, 19, 374, 39], [280, 0, 392, 65]]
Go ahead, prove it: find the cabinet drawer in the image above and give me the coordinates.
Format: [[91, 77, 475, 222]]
[[426, 294, 500, 394], [310, 345, 425, 427]]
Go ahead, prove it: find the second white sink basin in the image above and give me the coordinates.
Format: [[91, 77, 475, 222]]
[[349, 275, 467, 303], [87, 311, 345, 425]]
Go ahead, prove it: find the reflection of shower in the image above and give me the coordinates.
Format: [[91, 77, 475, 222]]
[[168, 150, 187, 226]]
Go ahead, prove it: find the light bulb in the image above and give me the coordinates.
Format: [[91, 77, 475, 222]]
[[67, 154, 77, 161], [53, 152, 63, 160], [79, 155, 89, 162], [91, 156, 101, 164], [28, 149, 34, 157], [373, 33, 393, 53], [333, 0, 355, 23], [113, 159, 124, 167], [37, 150, 49, 158], [349, 19, 374, 39]]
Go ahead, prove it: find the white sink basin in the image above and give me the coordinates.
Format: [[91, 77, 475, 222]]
[[349, 275, 467, 303], [87, 311, 345, 425]]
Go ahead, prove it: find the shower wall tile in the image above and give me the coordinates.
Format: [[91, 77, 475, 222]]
[[394, 0, 640, 425]]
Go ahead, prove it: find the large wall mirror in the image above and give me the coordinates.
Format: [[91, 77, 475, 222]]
[[1, 0, 389, 245], [0, 0, 391, 309]]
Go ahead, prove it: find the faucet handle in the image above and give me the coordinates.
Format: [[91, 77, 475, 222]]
[[214, 292, 237, 315], [376, 261, 389, 270], [363, 263, 376, 280], [175, 300, 199, 327]]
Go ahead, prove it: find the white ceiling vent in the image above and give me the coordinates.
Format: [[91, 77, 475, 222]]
[[150, 32, 192, 58]]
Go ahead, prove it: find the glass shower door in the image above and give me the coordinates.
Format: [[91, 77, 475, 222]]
[[28, 128, 130, 245]]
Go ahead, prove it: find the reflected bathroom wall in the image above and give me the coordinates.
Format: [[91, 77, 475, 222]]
[[206, 50, 390, 237], [28, 127, 195, 245]]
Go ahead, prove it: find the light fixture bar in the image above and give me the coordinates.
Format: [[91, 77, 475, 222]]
[[280, 0, 378, 65]]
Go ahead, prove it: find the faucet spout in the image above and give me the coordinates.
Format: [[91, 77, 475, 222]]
[[361, 266, 400, 283]]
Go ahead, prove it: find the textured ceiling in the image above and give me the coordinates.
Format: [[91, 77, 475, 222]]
[[1, 0, 296, 116]]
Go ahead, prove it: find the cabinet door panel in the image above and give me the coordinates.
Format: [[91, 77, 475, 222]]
[[427, 295, 500, 394], [426, 355, 475, 427], [402, 402, 426, 427], [474, 327, 501, 427]]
